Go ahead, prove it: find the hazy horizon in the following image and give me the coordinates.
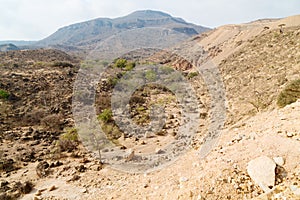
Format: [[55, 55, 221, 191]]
[[0, 0, 299, 41]]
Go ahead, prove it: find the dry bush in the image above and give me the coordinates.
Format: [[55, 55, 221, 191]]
[[57, 128, 79, 152], [24, 108, 47, 125], [41, 113, 63, 131]]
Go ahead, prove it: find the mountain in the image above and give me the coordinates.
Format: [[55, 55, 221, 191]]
[[0, 40, 36, 46], [0, 43, 20, 51], [35, 10, 210, 59]]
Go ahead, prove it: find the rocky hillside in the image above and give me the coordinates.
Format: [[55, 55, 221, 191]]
[[0, 49, 79, 132], [148, 15, 300, 125], [34, 10, 209, 59]]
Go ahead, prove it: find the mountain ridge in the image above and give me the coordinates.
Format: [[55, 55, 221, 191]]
[[34, 10, 210, 59]]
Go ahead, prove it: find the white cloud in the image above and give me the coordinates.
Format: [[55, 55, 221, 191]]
[[0, 0, 299, 40]]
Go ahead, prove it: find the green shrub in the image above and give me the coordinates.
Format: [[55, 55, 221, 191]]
[[114, 59, 127, 69], [124, 62, 135, 71], [277, 79, 300, 108], [0, 89, 9, 99], [101, 123, 122, 140], [114, 58, 135, 71], [136, 106, 146, 112], [98, 109, 113, 123], [145, 70, 157, 81], [187, 71, 199, 79], [108, 77, 119, 86], [60, 128, 78, 141]]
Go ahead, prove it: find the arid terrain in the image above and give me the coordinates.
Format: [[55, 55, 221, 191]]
[[0, 13, 300, 200]]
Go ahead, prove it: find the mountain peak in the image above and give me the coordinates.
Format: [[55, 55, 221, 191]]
[[35, 10, 210, 58], [126, 10, 172, 19]]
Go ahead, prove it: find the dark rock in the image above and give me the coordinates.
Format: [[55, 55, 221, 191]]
[[0, 159, 15, 172], [36, 161, 51, 177], [0, 192, 12, 200], [75, 165, 86, 173], [67, 175, 81, 182], [15, 181, 33, 194]]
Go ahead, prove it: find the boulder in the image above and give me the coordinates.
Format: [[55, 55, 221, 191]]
[[247, 156, 276, 192]]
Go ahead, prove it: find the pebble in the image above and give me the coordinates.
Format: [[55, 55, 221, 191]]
[[125, 149, 135, 161], [35, 190, 42, 196], [155, 148, 164, 154], [286, 132, 294, 137], [290, 185, 300, 196], [179, 177, 189, 182]]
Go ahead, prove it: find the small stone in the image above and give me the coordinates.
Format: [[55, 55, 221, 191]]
[[196, 194, 204, 200], [140, 141, 146, 145], [155, 148, 165, 154], [179, 177, 189, 182], [75, 165, 86, 172], [144, 132, 154, 138], [67, 175, 81, 182], [35, 190, 42, 196], [273, 157, 285, 166], [286, 132, 293, 137], [247, 156, 276, 193], [290, 185, 300, 196], [125, 149, 135, 161], [81, 188, 88, 193]]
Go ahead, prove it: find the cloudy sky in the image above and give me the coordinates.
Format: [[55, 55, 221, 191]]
[[0, 0, 299, 41]]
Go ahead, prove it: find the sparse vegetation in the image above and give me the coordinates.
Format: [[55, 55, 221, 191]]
[[160, 66, 174, 74], [114, 58, 136, 71], [107, 77, 119, 87], [114, 58, 127, 68], [0, 89, 9, 99], [125, 62, 136, 71], [101, 123, 122, 141], [187, 71, 199, 79], [52, 61, 73, 68], [98, 109, 113, 123], [277, 79, 300, 108], [57, 128, 79, 152], [145, 70, 157, 81], [41, 113, 63, 131]]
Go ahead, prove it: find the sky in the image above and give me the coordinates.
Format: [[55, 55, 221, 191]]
[[0, 0, 299, 41]]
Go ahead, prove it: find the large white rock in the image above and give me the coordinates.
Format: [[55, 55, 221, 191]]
[[247, 156, 276, 193], [273, 157, 285, 166]]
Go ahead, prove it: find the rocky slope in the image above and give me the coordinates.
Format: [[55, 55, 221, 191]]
[[0, 49, 79, 130]]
